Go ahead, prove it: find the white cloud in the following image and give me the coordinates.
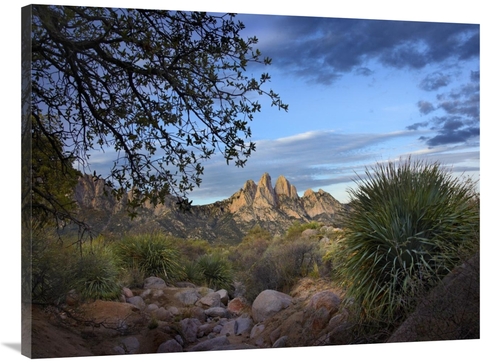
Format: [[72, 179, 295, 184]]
[[187, 128, 475, 204]]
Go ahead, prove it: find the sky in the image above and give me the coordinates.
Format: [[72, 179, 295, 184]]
[[59, 1, 482, 206], [178, 7, 480, 205]]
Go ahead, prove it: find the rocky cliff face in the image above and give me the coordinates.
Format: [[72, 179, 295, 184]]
[[73, 173, 347, 244]]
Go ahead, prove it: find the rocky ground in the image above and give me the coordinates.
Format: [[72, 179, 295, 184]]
[[27, 277, 346, 358], [26, 251, 479, 359]]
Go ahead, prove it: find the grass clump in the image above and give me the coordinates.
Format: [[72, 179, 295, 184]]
[[113, 233, 184, 283], [195, 253, 233, 291], [70, 250, 121, 301], [335, 157, 479, 325]]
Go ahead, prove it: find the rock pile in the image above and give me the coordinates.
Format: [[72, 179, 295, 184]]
[[65, 276, 346, 355]]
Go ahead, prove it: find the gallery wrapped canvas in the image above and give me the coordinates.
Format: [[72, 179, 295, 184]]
[[20, 1, 481, 361]]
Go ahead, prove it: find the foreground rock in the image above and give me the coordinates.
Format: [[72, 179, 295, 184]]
[[251, 290, 293, 323], [388, 252, 480, 342]]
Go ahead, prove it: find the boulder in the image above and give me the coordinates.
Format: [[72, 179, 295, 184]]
[[235, 317, 254, 336], [304, 290, 341, 332], [196, 292, 221, 308], [180, 318, 201, 344], [188, 336, 230, 352], [219, 320, 236, 336], [152, 307, 171, 322], [122, 287, 134, 299], [126, 296, 145, 310], [388, 252, 480, 342], [146, 304, 159, 313], [250, 324, 265, 339], [272, 336, 288, 348], [120, 336, 140, 354], [204, 307, 228, 319], [301, 229, 318, 239], [251, 290, 293, 323], [216, 289, 229, 305], [197, 322, 218, 338], [143, 276, 167, 289], [175, 289, 201, 305], [227, 297, 250, 315], [157, 339, 183, 353]]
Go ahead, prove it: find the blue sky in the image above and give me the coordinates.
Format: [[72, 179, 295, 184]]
[[174, 7, 481, 205], [19, 1, 482, 206]]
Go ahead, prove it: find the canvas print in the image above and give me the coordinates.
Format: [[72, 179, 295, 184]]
[[21, 3, 480, 359]]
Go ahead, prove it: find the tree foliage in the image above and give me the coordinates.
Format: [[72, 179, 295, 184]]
[[30, 116, 83, 229], [30, 5, 287, 216]]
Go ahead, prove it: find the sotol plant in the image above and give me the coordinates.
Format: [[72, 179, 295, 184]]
[[335, 158, 479, 324], [113, 233, 184, 282]]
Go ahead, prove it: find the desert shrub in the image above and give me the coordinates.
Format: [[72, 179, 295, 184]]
[[169, 237, 212, 261], [29, 232, 122, 303], [182, 260, 204, 285], [70, 249, 122, 301], [229, 226, 272, 272], [246, 237, 321, 299], [334, 157, 479, 325], [195, 253, 233, 291], [113, 233, 184, 283], [29, 229, 77, 304], [285, 221, 322, 241]]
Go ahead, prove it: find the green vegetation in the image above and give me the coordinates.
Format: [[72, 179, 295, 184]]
[[113, 233, 184, 283], [332, 158, 479, 326], [285, 221, 321, 241], [229, 222, 325, 300], [26, 157, 479, 346], [69, 248, 121, 301], [194, 254, 233, 291], [28, 233, 121, 303]]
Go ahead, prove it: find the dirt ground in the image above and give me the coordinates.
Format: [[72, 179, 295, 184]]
[[25, 286, 251, 358]]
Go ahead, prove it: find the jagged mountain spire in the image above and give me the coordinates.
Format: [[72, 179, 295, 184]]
[[73, 172, 346, 244]]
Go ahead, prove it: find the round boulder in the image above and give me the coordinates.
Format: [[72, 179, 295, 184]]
[[251, 290, 293, 323], [143, 276, 167, 289]]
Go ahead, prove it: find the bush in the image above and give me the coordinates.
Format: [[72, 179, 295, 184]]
[[334, 157, 479, 324], [113, 233, 184, 283], [70, 251, 122, 301], [29, 232, 122, 303], [195, 254, 233, 291], [246, 237, 321, 299], [285, 221, 321, 241], [29, 230, 76, 304]]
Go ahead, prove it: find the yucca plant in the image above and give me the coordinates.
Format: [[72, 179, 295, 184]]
[[113, 233, 184, 282], [335, 157, 479, 324], [70, 252, 122, 301], [195, 254, 233, 291]]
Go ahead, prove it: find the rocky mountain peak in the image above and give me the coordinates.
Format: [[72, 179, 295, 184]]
[[73, 172, 347, 244], [274, 175, 298, 200], [253, 172, 277, 209]]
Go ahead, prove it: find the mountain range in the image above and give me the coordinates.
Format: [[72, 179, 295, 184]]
[[74, 173, 347, 244]]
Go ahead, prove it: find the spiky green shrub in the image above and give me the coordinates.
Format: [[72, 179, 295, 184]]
[[113, 233, 184, 282], [70, 252, 122, 301], [335, 158, 479, 324], [195, 254, 233, 291], [183, 260, 204, 285]]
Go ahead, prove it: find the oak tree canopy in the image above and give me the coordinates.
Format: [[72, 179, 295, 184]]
[[29, 5, 287, 219]]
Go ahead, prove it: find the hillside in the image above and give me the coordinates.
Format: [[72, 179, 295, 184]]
[[73, 173, 347, 244]]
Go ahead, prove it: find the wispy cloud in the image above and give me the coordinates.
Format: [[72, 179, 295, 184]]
[[187, 129, 448, 203]]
